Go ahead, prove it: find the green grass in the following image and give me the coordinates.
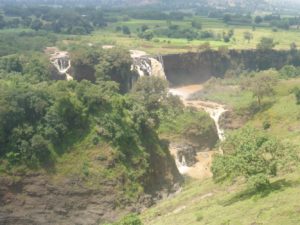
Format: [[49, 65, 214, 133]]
[[141, 168, 300, 225], [193, 78, 300, 145], [64, 16, 300, 55], [159, 110, 215, 138]]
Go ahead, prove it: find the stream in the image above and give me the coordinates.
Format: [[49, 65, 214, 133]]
[[169, 84, 227, 179]]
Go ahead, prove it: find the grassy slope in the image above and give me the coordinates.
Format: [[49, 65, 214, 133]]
[[195, 78, 300, 144], [142, 78, 300, 225], [141, 169, 300, 225]]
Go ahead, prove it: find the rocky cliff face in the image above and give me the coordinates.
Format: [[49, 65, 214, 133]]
[[163, 49, 300, 86], [0, 127, 183, 225], [0, 173, 127, 225], [0, 145, 182, 225]]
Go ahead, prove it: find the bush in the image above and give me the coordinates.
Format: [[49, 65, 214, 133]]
[[104, 213, 142, 225], [279, 65, 300, 78], [212, 127, 294, 191], [262, 120, 271, 130], [294, 88, 300, 104], [248, 173, 270, 191]]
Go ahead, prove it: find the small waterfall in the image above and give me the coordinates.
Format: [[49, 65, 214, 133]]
[[169, 85, 228, 177], [201, 106, 227, 142], [175, 154, 189, 174], [170, 143, 190, 175]]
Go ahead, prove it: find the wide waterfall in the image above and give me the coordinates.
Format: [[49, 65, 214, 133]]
[[49, 49, 73, 81], [131, 50, 166, 79]]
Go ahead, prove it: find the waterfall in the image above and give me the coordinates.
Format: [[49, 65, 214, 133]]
[[149, 57, 166, 79], [175, 154, 189, 174], [132, 57, 153, 77], [169, 85, 228, 177], [200, 105, 227, 142], [50, 51, 73, 80], [131, 51, 166, 79]]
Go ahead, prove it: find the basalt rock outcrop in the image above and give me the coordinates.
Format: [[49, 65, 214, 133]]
[[163, 49, 300, 86], [0, 148, 182, 225]]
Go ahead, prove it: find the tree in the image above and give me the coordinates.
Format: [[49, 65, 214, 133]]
[[131, 76, 168, 112], [212, 127, 287, 190], [191, 20, 202, 29], [30, 19, 43, 31], [255, 16, 263, 24], [0, 15, 5, 29], [257, 37, 277, 50], [141, 24, 149, 32], [279, 65, 299, 78], [294, 88, 300, 104], [223, 14, 231, 23], [122, 26, 131, 35], [243, 31, 253, 43], [138, 30, 154, 41], [242, 70, 278, 106], [290, 42, 297, 53]]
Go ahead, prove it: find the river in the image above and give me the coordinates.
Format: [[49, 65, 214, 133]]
[[169, 84, 227, 179]]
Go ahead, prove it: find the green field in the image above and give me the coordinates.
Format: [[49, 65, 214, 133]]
[[68, 17, 300, 55]]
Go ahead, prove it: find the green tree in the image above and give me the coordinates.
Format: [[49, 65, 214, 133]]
[[257, 37, 277, 50], [122, 26, 131, 35], [212, 127, 286, 190], [242, 70, 278, 106], [191, 20, 202, 29], [243, 31, 253, 43], [30, 19, 43, 31], [141, 24, 149, 32], [294, 87, 300, 104], [223, 14, 231, 23], [0, 15, 5, 29], [279, 65, 299, 78], [104, 213, 142, 225], [254, 16, 263, 24], [131, 76, 168, 111]]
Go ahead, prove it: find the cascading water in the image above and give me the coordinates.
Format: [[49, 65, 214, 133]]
[[49, 50, 73, 81], [194, 101, 227, 142], [131, 50, 166, 79], [169, 85, 227, 178], [170, 143, 190, 174]]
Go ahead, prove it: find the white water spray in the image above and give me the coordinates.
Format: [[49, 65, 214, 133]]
[[169, 85, 227, 177], [49, 50, 73, 80], [131, 50, 166, 79]]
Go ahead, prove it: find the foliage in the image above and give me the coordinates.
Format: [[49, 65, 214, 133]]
[[279, 65, 300, 78], [105, 213, 143, 225], [241, 70, 278, 106], [257, 37, 277, 50], [0, 31, 57, 57], [71, 46, 134, 93], [212, 127, 296, 190], [243, 31, 253, 43], [294, 87, 300, 105]]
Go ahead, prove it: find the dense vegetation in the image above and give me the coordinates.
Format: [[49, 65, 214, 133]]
[[142, 56, 300, 225], [2, 1, 300, 224]]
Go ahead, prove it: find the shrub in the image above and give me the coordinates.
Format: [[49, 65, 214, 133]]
[[212, 127, 294, 191], [294, 88, 300, 104], [104, 214, 142, 225], [262, 120, 271, 130], [248, 173, 271, 191]]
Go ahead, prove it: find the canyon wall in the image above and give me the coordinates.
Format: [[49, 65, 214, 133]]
[[163, 49, 300, 86]]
